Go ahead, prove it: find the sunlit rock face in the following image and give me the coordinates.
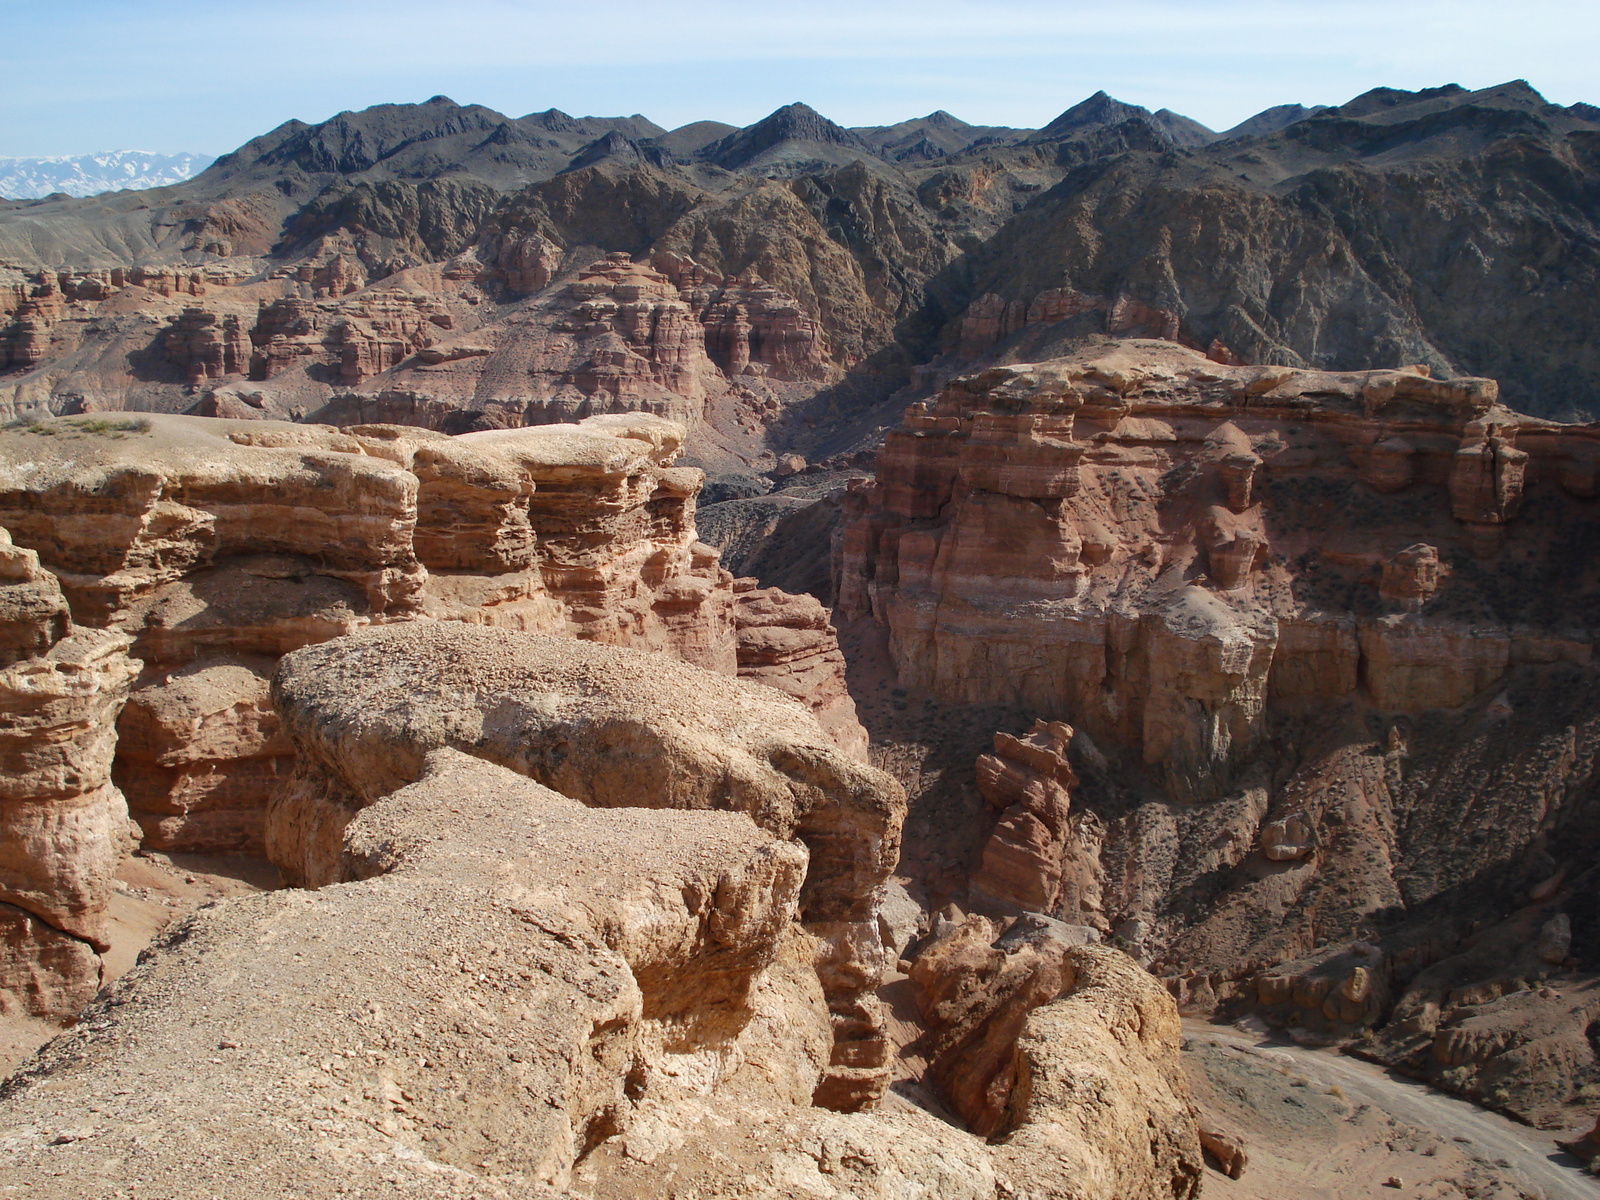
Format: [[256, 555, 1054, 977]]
[[0, 411, 864, 1019]]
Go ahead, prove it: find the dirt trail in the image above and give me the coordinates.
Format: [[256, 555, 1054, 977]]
[[1193, 1023, 1599, 1200]]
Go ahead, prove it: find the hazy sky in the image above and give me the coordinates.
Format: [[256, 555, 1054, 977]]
[[2, 0, 1596, 157]]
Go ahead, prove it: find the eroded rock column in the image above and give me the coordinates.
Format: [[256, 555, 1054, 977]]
[[0, 529, 138, 1018]]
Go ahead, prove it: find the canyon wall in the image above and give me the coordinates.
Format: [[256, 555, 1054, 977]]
[[0, 411, 864, 1023], [839, 339, 1600, 1125], [0, 245, 835, 475]]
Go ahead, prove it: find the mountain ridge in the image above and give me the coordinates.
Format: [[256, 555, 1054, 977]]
[[1, 80, 1597, 432]]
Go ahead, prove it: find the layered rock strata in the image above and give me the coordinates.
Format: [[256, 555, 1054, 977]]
[[0, 411, 864, 1020], [969, 719, 1088, 916], [837, 341, 1589, 798], [839, 339, 1600, 1122], [266, 623, 903, 1110], [733, 581, 867, 761], [0, 530, 138, 1018], [0, 243, 834, 477]]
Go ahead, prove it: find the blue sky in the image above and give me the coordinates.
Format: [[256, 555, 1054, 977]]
[[2, 0, 1596, 156]]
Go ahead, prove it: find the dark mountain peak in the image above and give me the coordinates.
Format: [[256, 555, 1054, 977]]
[[247, 99, 510, 175], [563, 130, 669, 173], [1478, 79, 1549, 106], [893, 136, 949, 162], [921, 110, 969, 130], [704, 103, 870, 169], [209, 118, 311, 174], [1034, 92, 1153, 140], [522, 108, 578, 133], [1150, 109, 1218, 148], [751, 103, 861, 144], [423, 95, 456, 106], [654, 121, 739, 158], [478, 121, 535, 148], [1337, 84, 1467, 118], [1572, 102, 1600, 126], [1220, 103, 1330, 140]]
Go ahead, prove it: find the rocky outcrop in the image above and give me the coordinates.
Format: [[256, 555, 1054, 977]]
[[163, 307, 248, 384], [250, 290, 450, 385], [653, 252, 831, 382], [0, 529, 138, 1017], [112, 657, 290, 853], [969, 720, 1088, 917], [0, 411, 866, 1019], [266, 622, 904, 1111], [841, 339, 1600, 1122], [0, 733, 1202, 1199], [0, 748, 836, 1194], [733, 581, 866, 760], [907, 913, 1201, 1197]]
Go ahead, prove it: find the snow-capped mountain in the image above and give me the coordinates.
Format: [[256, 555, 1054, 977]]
[[0, 150, 215, 199]]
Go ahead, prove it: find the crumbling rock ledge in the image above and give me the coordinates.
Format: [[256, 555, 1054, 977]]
[[267, 623, 902, 1110], [0, 672, 1201, 1200], [0, 411, 864, 1022]]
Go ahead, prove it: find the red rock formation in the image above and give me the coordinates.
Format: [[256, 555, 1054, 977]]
[[0, 529, 138, 1017], [654, 252, 831, 383], [113, 658, 290, 853], [907, 913, 1201, 1196], [732, 581, 866, 759], [494, 231, 562, 295], [841, 341, 1600, 1114], [0, 411, 867, 1017], [249, 291, 447, 385], [0, 276, 65, 371], [267, 624, 904, 1110], [955, 287, 1190, 359], [164, 307, 248, 384], [970, 720, 1079, 915], [1378, 543, 1443, 612], [839, 342, 1598, 791]]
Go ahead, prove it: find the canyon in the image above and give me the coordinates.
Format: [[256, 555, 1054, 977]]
[[0, 409, 1214, 1199], [0, 409, 873, 1021], [1, 75, 1598, 1199]]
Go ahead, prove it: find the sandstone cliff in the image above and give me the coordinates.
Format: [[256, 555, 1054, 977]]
[[839, 338, 1600, 1124], [0, 530, 137, 1018], [0, 411, 863, 1022], [267, 624, 901, 1110]]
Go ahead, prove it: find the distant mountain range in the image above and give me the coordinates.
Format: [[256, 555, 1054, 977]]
[[0, 151, 215, 199], [0, 93, 1305, 203], [2, 82, 1599, 425]]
